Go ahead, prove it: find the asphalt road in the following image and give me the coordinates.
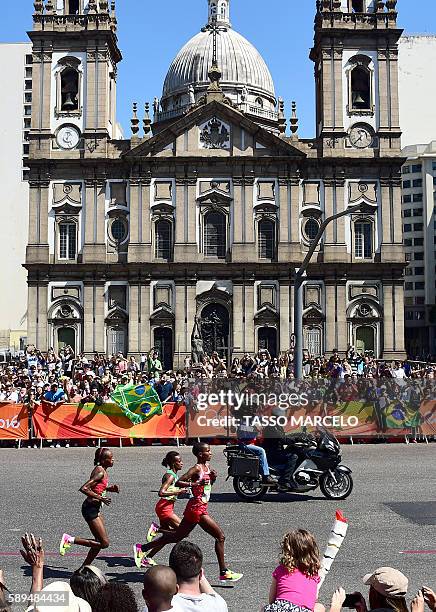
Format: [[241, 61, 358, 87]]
[[0, 444, 435, 611]]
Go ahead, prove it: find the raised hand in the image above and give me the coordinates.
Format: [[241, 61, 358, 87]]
[[411, 591, 425, 612], [20, 533, 44, 568], [423, 587, 436, 611], [330, 588, 346, 612]]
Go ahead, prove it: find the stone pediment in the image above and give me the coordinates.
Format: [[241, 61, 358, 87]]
[[197, 186, 233, 206], [105, 306, 128, 323], [254, 305, 279, 324], [123, 100, 306, 159], [150, 305, 175, 323]]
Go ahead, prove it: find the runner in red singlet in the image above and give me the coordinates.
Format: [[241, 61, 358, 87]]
[[142, 451, 189, 550], [133, 442, 243, 583], [59, 447, 119, 566]]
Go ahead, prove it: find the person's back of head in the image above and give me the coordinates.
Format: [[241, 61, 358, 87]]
[[93, 582, 138, 612], [364, 567, 409, 612], [169, 541, 203, 586], [143, 566, 178, 612], [70, 565, 107, 609]]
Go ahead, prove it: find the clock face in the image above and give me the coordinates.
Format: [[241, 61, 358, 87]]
[[56, 125, 80, 150], [349, 125, 373, 149]]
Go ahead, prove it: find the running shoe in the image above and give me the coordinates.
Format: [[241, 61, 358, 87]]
[[219, 569, 243, 583], [59, 533, 74, 556], [146, 521, 160, 543], [141, 555, 157, 568], [133, 543, 145, 569]]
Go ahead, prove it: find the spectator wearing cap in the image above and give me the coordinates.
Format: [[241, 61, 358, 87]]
[[352, 566, 409, 612]]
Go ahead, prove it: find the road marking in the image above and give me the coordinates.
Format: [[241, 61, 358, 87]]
[[399, 550, 436, 555], [0, 551, 132, 558]]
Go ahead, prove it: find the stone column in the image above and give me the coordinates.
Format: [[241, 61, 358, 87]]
[[232, 284, 244, 355], [129, 179, 140, 244], [279, 282, 290, 352], [245, 179, 255, 244], [94, 282, 105, 353], [388, 48, 400, 131], [244, 282, 255, 353], [289, 179, 300, 244], [128, 283, 140, 355], [333, 48, 344, 131], [187, 181, 197, 244], [27, 284, 38, 346], [322, 48, 334, 131], [174, 282, 187, 367], [186, 283, 196, 353], [394, 282, 405, 356], [336, 283, 347, 354], [233, 178, 243, 244], [175, 179, 185, 244], [83, 283, 94, 354], [391, 179, 403, 244], [335, 178, 346, 244], [83, 180, 96, 256], [324, 180, 334, 243], [377, 49, 389, 130], [383, 282, 394, 356], [28, 183, 40, 245], [85, 50, 97, 131], [37, 283, 48, 352], [325, 283, 336, 353], [278, 179, 289, 244], [142, 180, 152, 245], [140, 282, 151, 352]]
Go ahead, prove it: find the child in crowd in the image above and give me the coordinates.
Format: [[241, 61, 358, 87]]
[[142, 566, 178, 612], [265, 529, 321, 612], [144, 451, 189, 548]]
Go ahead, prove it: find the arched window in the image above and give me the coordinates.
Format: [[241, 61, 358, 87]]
[[66, 0, 80, 15], [60, 68, 79, 111], [303, 217, 320, 242], [220, 2, 227, 18], [58, 222, 77, 260], [110, 217, 128, 243], [255, 97, 264, 108], [354, 220, 373, 259], [210, 2, 217, 16], [258, 219, 276, 260], [155, 220, 172, 260], [204, 211, 226, 258], [350, 65, 371, 110]]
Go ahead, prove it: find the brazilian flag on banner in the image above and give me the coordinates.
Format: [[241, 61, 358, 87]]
[[385, 402, 422, 429], [110, 383, 162, 426]]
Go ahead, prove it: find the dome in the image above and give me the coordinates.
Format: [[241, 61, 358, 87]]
[[157, 0, 278, 126], [162, 28, 276, 102]]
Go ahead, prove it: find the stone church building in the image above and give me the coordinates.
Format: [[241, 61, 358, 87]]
[[25, 0, 405, 368]]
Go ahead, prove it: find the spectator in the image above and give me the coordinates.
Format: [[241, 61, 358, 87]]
[[142, 566, 178, 612], [43, 382, 66, 405], [352, 566, 409, 612], [93, 583, 138, 612], [0, 569, 12, 612], [168, 541, 228, 611], [70, 565, 107, 610]]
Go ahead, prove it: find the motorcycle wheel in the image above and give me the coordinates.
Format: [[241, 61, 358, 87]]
[[320, 470, 353, 500], [233, 476, 267, 501]]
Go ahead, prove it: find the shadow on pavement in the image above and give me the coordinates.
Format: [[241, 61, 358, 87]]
[[210, 492, 321, 503]]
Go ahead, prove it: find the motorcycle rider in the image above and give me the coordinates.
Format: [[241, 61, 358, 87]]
[[262, 408, 313, 490], [236, 408, 276, 486]]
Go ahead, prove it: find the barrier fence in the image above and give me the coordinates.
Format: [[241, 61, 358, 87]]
[[1, 398, 435, 441]]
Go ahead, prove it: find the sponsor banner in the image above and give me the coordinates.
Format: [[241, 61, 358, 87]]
[[0, 403, 29, 440], [32, 401, 186, 440]]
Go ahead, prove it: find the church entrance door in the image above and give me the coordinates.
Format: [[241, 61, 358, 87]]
[[154, 327, 173, 371], [200, 303, 230, 362]]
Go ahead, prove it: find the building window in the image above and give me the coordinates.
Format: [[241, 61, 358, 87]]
[[350, 65, 371, 110], [405, 311, 414, 321], [24, 92, 32, 103], [416, 296, 425, 305], [403, 195, 411, 203], [24, 118, 31, 129], [24, 105, 31, 116], [66, 0, 80, 14], [110, 218, 128, 243], [403, 209, 411, 218], [414, 238, 423, 246], [59, 222, 77, 260], [155, 220, 172, 260], [204, 211, 226, 258], [354, 221, 372, 259], [220, 1, 227, 18], [413, 208, 422, 216], [25, 80, 32, 90], [414, 223, 423, 231], [432, 162, 436, 171], [405, 283, 413, 291], [303, 217, 320, 242], [405, 252, 411, 262], [402, 180, 411, 189], [415, 282, 425, 290], [411, 164, 422, 173], [258, 219, 276, 260], [413, 179, 422, 188], [414, 252, 424, 260], [255, 97, 264, 108], [60, 68, 79, 111], [402, 166, 410, 174], [25, 54, 33, 65], [403, 224, 411, 233], [404, 239, 412, 247], [413, 193, 423, 202], [415, 267, 424, 275]]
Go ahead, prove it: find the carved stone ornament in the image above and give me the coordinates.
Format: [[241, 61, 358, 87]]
[[199, 117, 230, 150], [349, 182, 377, 205], [53, 183, 82, 210]]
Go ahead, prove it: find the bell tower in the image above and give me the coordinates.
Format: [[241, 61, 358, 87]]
[[311, 0, 402, 154], [29, 0, 122, 157]]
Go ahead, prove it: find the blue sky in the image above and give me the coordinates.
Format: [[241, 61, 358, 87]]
[[1, 0, 435, 137]]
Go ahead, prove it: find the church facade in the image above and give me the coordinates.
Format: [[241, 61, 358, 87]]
[[25, 0, 405, 367]]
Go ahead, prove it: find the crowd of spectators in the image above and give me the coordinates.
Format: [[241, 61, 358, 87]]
[[1, 530, 435, 612]]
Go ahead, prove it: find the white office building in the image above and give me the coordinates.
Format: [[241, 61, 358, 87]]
[[0, 43, 32, 349]]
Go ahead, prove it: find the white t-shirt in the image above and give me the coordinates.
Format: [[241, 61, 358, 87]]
[[143, 592, 228, 612], [171, 592, 228, 611]]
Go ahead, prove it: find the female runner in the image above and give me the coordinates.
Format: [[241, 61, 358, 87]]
[[144, 451, 188, 548], [60, 447, 119, 566], [134, 442, 243, 583]]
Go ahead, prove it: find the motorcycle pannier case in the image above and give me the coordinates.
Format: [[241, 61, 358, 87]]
[[228, 455, 259, 478]]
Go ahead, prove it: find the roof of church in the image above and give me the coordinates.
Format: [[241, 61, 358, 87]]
[[161, 1, 276, 105]]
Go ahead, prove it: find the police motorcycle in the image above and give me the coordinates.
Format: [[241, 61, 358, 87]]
[[223, 427, 353, 501]]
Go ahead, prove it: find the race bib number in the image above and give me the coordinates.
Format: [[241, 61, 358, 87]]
[[202, 483, 211, 503]]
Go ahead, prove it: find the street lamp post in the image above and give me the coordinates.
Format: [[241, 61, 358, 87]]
[[293, 202, 376, 379]]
